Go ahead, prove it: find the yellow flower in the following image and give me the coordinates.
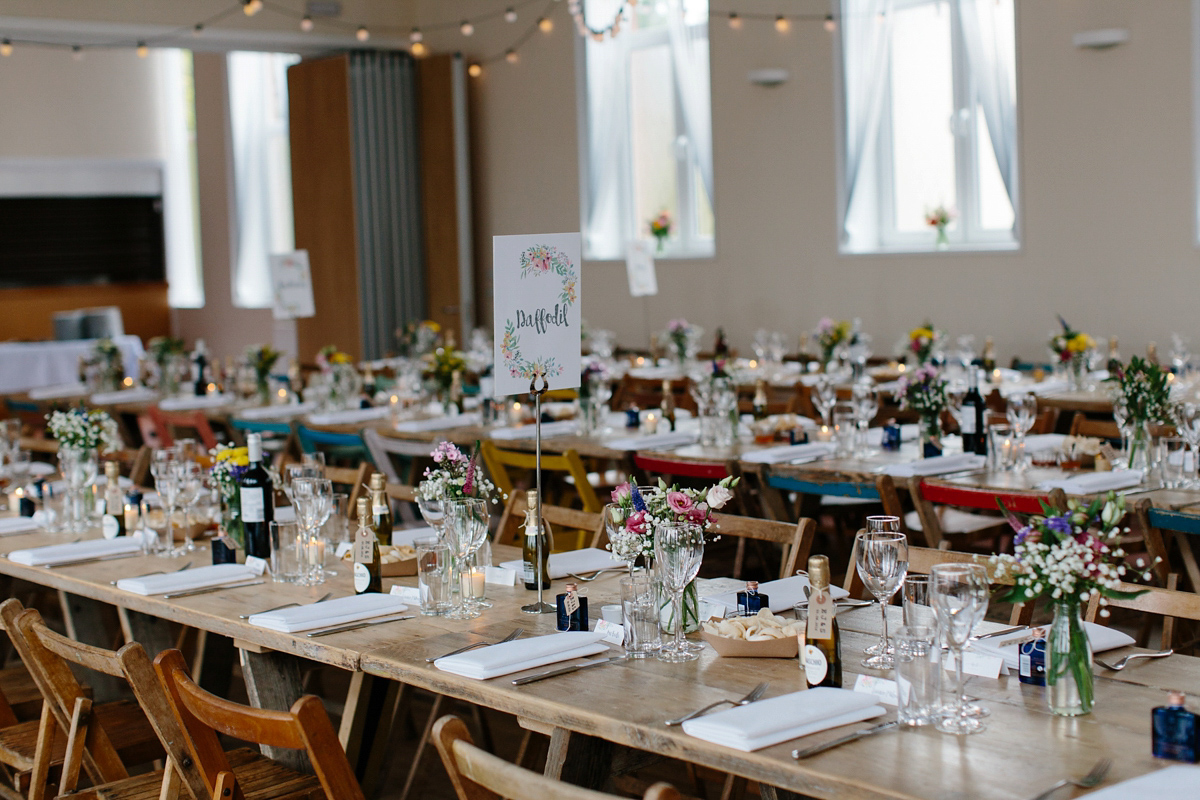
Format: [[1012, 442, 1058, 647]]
[[1066, 333, 1094, 353], [424, 320, 441, 333], [217, 447, 249, 465], [910, 327, 934, 341], [330, 352, 353, 364]]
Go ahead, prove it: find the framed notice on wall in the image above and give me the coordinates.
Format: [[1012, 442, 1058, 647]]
[[625, 240, 658, 297], [269, 251, 316, 320], [492, 233, 582, 397]]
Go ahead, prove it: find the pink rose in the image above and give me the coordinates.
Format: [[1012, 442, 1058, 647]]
[[686, 502, 709, 525], [626, 510, 648, 535], [666, 491, 694, 515], [706, 485, 734, 510], [611, 482, 632, 504]]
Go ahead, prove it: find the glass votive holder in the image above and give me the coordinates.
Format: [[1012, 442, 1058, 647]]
[[987, 424, 1017, 471], [269, 521, 304, 583], [415, 536, 453, 616], [303, 535, 327, 585], [893, 625, 938, 726]]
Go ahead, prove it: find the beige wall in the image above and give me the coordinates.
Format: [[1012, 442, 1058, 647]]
[[433, 0, 1200, 364]]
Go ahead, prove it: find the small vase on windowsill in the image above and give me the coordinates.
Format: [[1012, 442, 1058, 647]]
[[935, 225, 950, 250]]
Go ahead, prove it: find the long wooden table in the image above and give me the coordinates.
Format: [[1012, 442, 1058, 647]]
[[0, 530, 1191, 800]]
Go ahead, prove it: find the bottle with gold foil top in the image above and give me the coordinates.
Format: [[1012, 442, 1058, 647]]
[[369, 473, 393, 546], [981, 337, 997, 373], [521, 490, 552, 591], [450, 369, 464, 414], [753, 380, 769, 421], [101, 461, 126, 539], [659, 379, 677, 432], [353, 497, 382, 594], [1107, 336, 1122, 374], [802, 555, 842, 688]]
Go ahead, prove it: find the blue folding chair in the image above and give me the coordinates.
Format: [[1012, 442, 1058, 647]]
[[296, 424, 374, 466], [749, 463, 880, 523], [1135, 499, 1200, 589]]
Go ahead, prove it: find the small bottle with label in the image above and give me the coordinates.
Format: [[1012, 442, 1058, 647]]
[[882, 418, 902, 451], [369, 473, 393, 546], [736, 581, 769, 617], [1153, 692, 1199, 763], [625, 406, 641, 430], [1018, 637, 1046, 686], [659, 380, 677, 432], [802, 555, 842, 688], [752, 380, 769, 421], [556, 582, 589, 631], [100, 461, 126, 539], [352, 497, 382, 595], [521, 490, 552, 591]]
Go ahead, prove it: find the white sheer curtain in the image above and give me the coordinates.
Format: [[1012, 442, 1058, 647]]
[[582, 32, 630, 260], [666, 0, 713, 203], [958, 0, 1017, 210], [838, 0, 895, 244], [156, 49, 203, 308], [228, 51, 297, 308]]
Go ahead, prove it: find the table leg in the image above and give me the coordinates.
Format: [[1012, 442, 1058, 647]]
[[339, 672, 400, 797], [544, 727, 615, 791], [118, 608, 175, 656], [759, 785, 802, 800], [239, 649, 310, 773], [57, 592, 123, 702]]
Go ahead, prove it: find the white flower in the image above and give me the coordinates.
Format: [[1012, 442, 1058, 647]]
[[1101, 501, 1120, 527], [706, 485, 734, 510]]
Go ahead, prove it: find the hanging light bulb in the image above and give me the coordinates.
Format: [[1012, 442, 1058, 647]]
[[728, 12, 742, 30], [505, 49, 518, 63], [409, 27, 423, 43], [460, 20, 474, 36], [824, 14, 836, 32], [136, 42, 149, 58], [356, 26, 370, 42], [71, 45, 83, 61], [300, 15, 314, 32], [411, 41, 427, 57], [774, 15, 790, 33], [0, 40, 11, 57], [242, 0, 263, 17], [505, 7, 518, 23], [538, 16, 553, 32], [467, 62, 482, 77]]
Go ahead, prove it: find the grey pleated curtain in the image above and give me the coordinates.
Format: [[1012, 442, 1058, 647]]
[[348, 51, 424, 360]]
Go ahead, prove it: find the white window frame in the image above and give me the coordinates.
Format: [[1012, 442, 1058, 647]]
[[576, 4, 715, 261]]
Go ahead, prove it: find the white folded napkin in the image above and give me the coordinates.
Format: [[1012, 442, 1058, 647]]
[[628, 365, 683, 380], [28, 383, 87, 400], [970, 621, 1134, 670], [1023, 434, 1067, 452], [707, 574, 850, 614], [499, 548, 624, 580], [682, 687, 885, 752], [392, 413, 481, 433], [742, 442, 837, 465], [879, 453, 986, 477], [116, 563, 257, 595], [33, 475, 131, 497], [158, 394, 234, 411], [1081, 766, 1200, 799], [490, 420, 580, 440], [605, 431, 699, 451], [435, 631, 609, 680], [866, 424, 920, 446], [0, 518, 41, 536], [1029, 379, 1070, 397], [235, 402, 319, 420], [1036, 470, 1144, 495], [27, 462, 55, 477], [305, 406, 392, 425], [8, 537, 143, 566], [249, 593, 409, 633], [90, 387, 158, 405], [875, 380, 903, 394], [392, 526, 438, 546]]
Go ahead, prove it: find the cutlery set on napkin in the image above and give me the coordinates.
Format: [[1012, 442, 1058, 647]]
[[1035, 470, 1145, 495], [878, 453, 987, 478], [498, 548, 624, 580], [969, 622, 1135, 670], [392, 413, 482, 433]]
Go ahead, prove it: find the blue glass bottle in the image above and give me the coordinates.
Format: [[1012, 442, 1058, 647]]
[[1153, 692, 1199, 762], [1018, 638, 1046, 686], [736, 581, 769, 617], [556, 583, 589, 631]]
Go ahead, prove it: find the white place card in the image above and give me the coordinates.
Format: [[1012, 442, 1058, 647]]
[[484, 566, 519, 586], [335, 542, 354, 559], [853, 674, 899, 706], [594, 619, 626, 646], [492, 233, 582, 396], [390, 585, 422, 604], [245, 556, 268, 576], [939, 650, 1005, 680], [625, 240, 658, 297], [269, 251, 315, 319]]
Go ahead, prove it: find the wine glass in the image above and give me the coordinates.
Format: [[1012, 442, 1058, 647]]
[[1111, 390, 1133, 462], [603, 503, 641, 574], [654, 524, 705, 663], [852, 380, 878, 456], [1171, 401, 1200, 488], [417, 494, 446, 537], [443, 498, 489, 619], [856, 529, 908, 669], [302, 452, 326, 477], [172, 460, 203, 554], [960, 564, 992, 719], [151, 450, 181, 556], [1005, 393, 1037, 469], [930, 563, 989, 735], [812, 377, 837, 428], [752, 330, 769, 364]]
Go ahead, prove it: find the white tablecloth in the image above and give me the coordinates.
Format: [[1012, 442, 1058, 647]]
[[0, 335, 143, 394]]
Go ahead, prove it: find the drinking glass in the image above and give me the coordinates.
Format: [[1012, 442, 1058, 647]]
[[930, 563, 989, 735], [172, 460, 203, 554], [325, 493, 351, 546], [851, 380, 878, 456], [855, 530, 908, 669], [151, 450, 181, 554], [832, 404, 857, 458], [1005, 393, 1037, 469], [1169, 403, 1200, 488], [417, 495, 446, 537], [443, 498, 489, 620], [621, 573, 660, 657], [301, 452, 326, 476], [1160, 437, 1191, 489], [894, 625, 938, 726], [415, 536, 453, 615], [987, 424, 1017, 472], [903, 574, 936, 628], [654, 524, 705, 663], [5, 450, 30, 510], [604, 503, 641, 573], [270, 520, 304, 583]]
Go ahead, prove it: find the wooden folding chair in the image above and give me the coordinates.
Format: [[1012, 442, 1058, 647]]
[[362, 428, 435, 485], [147, 407, 219, 451], [433, 715, 680, 800], [154, 648, 361, 800], [1068, 412, 1120, 440], [705, 514, 816, 581], [323, 462, 371, 512], [481, 443, 600, 548], [610, 375, 696, 415], [1086, 576, 1200, 652], [496, 492, 603, 548], [905, 479, 1067, 550], [1133, 499, 1197, 588]]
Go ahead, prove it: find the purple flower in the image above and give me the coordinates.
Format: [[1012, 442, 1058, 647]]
[[631, 485, 647, 512], [1014, 524, 1034, 545], [1044, 516, 1073, 537]]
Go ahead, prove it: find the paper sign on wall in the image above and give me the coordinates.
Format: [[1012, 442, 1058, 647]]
[[269, 251, 316, 320], [625, 240, 658, 297], [492, 233, 582, 396]]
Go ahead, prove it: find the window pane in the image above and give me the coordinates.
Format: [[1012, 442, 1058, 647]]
[[889, 2, 956, 233], [693, 163, 714, 239], [629, 43, 679, 242], [976, 105, 1014, 230]]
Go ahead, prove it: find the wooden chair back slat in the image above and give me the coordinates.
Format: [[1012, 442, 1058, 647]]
[[1068, 412, 1120, 440], [611, 376, 696, 415], [324, 462, 370, 510], [1086, 576, 1200, 651], [481, 442, 601, 518], [148, 407, 219, 451], [497, 493, 603, 549], [706, 514, 816, 580]]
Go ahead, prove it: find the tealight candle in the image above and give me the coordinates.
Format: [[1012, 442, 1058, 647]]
[[122, 376, 134, 388], [307, 536, 325, 567], [635, 356, 646, 367], [643, 411, 659, 434], [277, 387, 289, 403], [992, 368, 1002, 384], [748, 359, 758, 369], [816, 425, 832, 442], [124, 503, 137, 530], [206, 382, 218, 395], [897, 363, 906, 373], [460, 567, 485, 599]]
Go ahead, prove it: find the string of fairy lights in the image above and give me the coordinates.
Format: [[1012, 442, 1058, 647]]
[[0, 0, 839, 74]]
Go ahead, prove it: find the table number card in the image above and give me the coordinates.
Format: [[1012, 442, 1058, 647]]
[[625, 240, 658, 297], [492, 233, 582, 397], [269, 251, 316, 320]]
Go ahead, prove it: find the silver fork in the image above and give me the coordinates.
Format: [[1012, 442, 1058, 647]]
[[665, 682, 769, 726], [240, 591, 332, 619], [1029, 758, 1111, 800], [427, 628, 524, 662], [1095, 649, 1173, 671], [111, 561, 192, 585], [566, 568, 627, 582]]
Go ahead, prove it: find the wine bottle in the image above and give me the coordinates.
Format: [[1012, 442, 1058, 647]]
[[753, 379, 769, 421], [1107, 336, 1122, 374], [803, 555, 842, 688], [369, 473, 393, 546], [981, 337, 997, 373], [238, 433, 274, 559], [100, 461, 126, 539], [659, 379, 677, 432], [353, 496, 382, 594], [192, 339, 208, 396], [960, 368, 986, 456], [521, 489, 552, 591]]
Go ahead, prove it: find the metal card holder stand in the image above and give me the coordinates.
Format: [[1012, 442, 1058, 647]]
[[521, 371, 555, 614]]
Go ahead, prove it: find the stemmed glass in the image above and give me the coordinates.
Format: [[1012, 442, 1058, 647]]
[[654, 523, 705, 663], [812, 377, 837, 428], [151, 450, 181, 555], [443, 498, 489, 619], [930, 563, 990, 734], [603, 503, 641, 574], [172, 461, 203, 554], [1111, 390, 1134, 463], [417, 495, 446, 537], [1171, 401, 1200, 488], [856, 528, 908, 669], [292, 477, 332, 584], [1005, 393, 1037, 469], [851, 380, 878, 456]]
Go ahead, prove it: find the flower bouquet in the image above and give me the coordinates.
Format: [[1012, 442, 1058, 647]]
[[993, 493, 1149, 716], [47, 408, 121, 532], [926, 205, 955, 249], [87, 338, 124, 392], [814, 317, 851, 368], [1106, 356, 1170, 470], [907, 322, 941, 366], [246, 344, 282, 403], [664, 318, 701, 365], [1049, 316, 1095, 390], [147, 336, 186, 395], [209, 445, 250, 548], [579, 358, 612, 434], [648, 210, 671, 252], [417, 442, 503, 505], [397, 319, 442, 358], [895, 365, 948, 456], [422, 346, 468, 411], [316, 346, 361, 410]]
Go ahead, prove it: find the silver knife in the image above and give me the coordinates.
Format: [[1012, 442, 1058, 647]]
[[164, 579, 265, 599], [791, 720, 899, 759], [306, 614, 415, 638], [511, 656, 626, 686], [45, 552, 142, 568], [972, 625, 1026, 641]]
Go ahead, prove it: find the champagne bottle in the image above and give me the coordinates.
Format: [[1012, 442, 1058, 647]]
[[753, 379, 769, 421], [981, 337, 997, 373], [450, 369, 464, 414], [521, 490, 552, 591], [659, 379, 677, 432], [1147, 342, 1159, 365], [369, 473, 393, 546], [803, 555, 842, 688], [960, 368, 986, 455], [100, 461, 126, 539], [192, 339, 208, 396], [238, 433, 274, 559], [353, 496, 382, 594], [1107, 336, 1122, 374]]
